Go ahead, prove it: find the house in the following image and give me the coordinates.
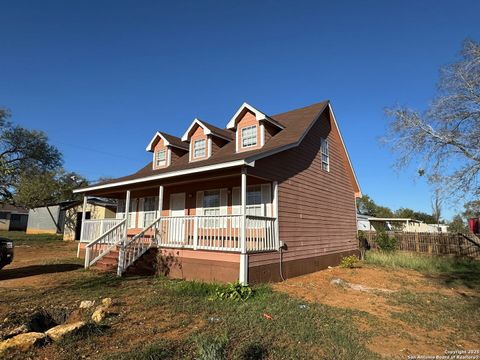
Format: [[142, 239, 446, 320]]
[[26, 198, 116, 239], [361, 216, 448, 233], [0, 205, 29, 232], [74, 101, 361, 284]]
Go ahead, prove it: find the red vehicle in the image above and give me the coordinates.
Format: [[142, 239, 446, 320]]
[[469, 218, 480, 234]]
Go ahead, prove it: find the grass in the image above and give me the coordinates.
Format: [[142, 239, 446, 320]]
[[364, 250, 480, 289], [0, 230, 63, 246]]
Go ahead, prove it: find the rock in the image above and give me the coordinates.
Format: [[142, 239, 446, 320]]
[[91, 307, 107, 323], [101, 298, 112, 308], [3, 324, 29, 340], [330, 278, 348, 287], [45, 321, 86, 342], [79, 300, 95, 309], [0, 332, 47, 354]]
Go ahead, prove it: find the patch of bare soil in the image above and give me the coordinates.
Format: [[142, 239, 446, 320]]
[[273, 266, 479, 359], [0, 242, 82, 289]]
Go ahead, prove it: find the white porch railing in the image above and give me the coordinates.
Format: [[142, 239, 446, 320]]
[[118, 216, 160, 275], [85, 219, 126, 268], [81, 219, 123, 242], [156, 214, 278, 252]]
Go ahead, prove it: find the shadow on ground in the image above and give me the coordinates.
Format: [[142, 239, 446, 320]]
[[0, 264, 82, 280]]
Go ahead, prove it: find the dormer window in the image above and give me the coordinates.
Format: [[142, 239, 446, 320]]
[[193, 139, 206, 159], [146, 131, 189, 170], [241, 125, 257, 148], [155, 149, 166, 168], [227, 103, 284, 153]]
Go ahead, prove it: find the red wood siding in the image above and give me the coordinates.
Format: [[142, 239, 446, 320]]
[[249, 110, 358, 267]]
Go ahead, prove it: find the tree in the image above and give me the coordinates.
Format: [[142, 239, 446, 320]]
[[0, 109, 62, 202], [384, 40, 480, 199], [431, 189, 442, 225], [462, 200, 480, 219], [448, 214, 468, 233], [356, 194, 394, 218], [13, 170, 88, 209], [356, 194, 378, 216]]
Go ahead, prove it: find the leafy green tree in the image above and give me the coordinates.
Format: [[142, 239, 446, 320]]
[[13, 170, 88, 209], [0, 108, 62, 202], [448, 215, 468, 233]]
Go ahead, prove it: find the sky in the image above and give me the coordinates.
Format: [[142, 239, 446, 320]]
[[1, 0, 479, 220]]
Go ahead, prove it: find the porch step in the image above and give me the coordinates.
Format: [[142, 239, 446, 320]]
[[94, 248, 119, 273]]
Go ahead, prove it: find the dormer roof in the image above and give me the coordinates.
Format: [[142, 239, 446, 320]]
[[146, 131, 189, 152], [226, 102, 284, 130], [181, 118, 234, 142]]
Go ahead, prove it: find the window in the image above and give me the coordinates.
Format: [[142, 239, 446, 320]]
[[143, 197, 157, 227], [246, 185, 262, 216], [202, 190, 220, 227], [241, 125, 257, 148], [321, 138, 329, 171], [0, 212, 8, 220], [193, 139, 206, 158], [155, 149, 166, 168]]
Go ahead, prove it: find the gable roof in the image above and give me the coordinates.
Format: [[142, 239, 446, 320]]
[[74, 101, 361, 196], [146, 131, 189, 152], [181, 118, 234, 142], [226, 102, 284, 130]]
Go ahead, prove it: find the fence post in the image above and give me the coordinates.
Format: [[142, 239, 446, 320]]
[[415, 232, 420, 252]]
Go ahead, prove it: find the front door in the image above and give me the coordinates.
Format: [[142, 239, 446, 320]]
[[169, 193, 186, 242]]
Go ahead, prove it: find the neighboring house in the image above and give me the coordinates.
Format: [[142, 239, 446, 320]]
[[362, 217, 448, 233], [74, 101, 361, 284], [27, 198, 116, 239], [0, 205, 29, 232], [63, 198, 117, 241]]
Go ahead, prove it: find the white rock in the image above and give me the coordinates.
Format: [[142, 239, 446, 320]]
[[79, 300, 95, 309], [45, 321, 86, 342], [101, 298, 112, 308], [0, 332, 47, 354], [91, 307, 106, 323]]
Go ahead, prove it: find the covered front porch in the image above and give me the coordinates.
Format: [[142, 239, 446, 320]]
[[77, 167, 279, 282]]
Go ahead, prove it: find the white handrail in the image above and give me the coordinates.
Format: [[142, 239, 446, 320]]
[[118, 216, 162, 275], [85, 219, 126, 268]]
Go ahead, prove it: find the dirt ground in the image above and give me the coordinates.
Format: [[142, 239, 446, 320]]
[[1, 241, 479, 359], [274, 266, 479, 358], [0, 241, 82, 288]]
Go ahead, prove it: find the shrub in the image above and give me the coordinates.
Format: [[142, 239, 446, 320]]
[[339, 255, 361, 268], [374, 231, 397, 252], [212, 282, 253, 301]]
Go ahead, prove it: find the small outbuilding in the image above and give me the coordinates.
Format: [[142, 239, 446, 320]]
[[0, 205, 29, 232]]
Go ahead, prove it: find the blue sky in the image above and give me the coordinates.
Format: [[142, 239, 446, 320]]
[[1, 0, 479, 219]]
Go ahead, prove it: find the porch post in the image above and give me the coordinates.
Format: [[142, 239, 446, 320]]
[[157, 185, 164, 245], [79, 195, 88, 242], [273, 181, 280, 250], [239, 167, 248, 285], [80, 195, 88, 263], [117, 190, 130, 276]]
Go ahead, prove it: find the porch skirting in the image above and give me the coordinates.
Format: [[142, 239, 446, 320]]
[[248, 249, 360, 284], [157, 248, 240, 283]]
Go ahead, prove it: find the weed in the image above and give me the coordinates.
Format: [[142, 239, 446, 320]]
[[339, 255, 361, 268], [195, 334, 229, 360], [211, 281, 253, 301]]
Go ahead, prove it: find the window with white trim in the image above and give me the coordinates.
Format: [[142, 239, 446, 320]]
[[193, 139, 206, 158], [155, 149, 166, 168], [321, 138, 329, 171], [241, 125, 257, 148], [143, 197, 156, 227], [202, 190, 220, 227], [246, 185, 262, 216]]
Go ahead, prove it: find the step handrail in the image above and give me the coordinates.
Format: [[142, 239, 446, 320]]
[[85, 219, 126, 268], [117, 216, 162, 275]]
